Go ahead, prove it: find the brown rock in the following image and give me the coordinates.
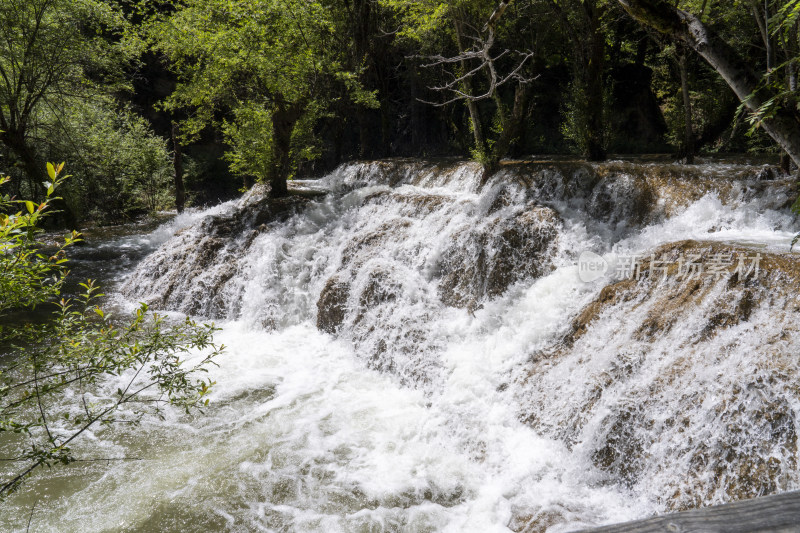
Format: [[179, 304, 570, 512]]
[[438, 205, 560, 308], [316, 277, 350, 334]]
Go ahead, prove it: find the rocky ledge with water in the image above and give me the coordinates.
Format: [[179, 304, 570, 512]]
[[66, 158, 798, 531]]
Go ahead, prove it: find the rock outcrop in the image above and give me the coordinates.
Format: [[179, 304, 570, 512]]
[[518, 241, 800, 510], [436, 205, 560, 309], [123, 186, 312, 317]]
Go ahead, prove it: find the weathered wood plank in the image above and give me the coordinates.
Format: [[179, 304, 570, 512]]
[[580, 491, 800, 532]]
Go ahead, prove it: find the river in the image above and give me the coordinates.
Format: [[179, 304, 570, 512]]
[[2, 158, 799, 532]]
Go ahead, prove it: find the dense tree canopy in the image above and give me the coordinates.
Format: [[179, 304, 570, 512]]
[[1, 0, 799, 210], [0, 0, 175, 222], [617, 0, 800, 166], [0, 0, 124, 182], [146, 0, 378, 196]]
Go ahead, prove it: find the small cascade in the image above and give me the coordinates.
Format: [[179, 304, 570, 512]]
[[515, 240, 800, 511], [56, 157, 797, 531]]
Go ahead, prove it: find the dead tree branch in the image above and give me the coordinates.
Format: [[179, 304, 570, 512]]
[[417, 0, 535, 107]]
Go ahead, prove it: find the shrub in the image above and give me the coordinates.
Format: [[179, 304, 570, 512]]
[[0, 165, 222, 498]]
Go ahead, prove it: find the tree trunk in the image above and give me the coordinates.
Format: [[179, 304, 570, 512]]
[[410, 64, 424, 153], [617, 0, 800, 168], [490, 82, 529, 166], [635, 37, 648, 66], [171, 122, 185, 213], [781, 153, 792, 173], [584, 1, 607, 161], [452, 15, 486, 155], [352, 0, 374, 158], [584, 28, 606, 161], [1, 130, 45, 198], [678, 49, 696, 163], [549, 0, 607, 161], [465, 99, 485, 154], [357, 111, 374, 159], [269, 102, 303, 198], [764, 0, 774, 77]]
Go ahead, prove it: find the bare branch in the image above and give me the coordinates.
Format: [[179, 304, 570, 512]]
[[419, 53, 536, 107], [419, 47, 535, 106], [416, 0, 534, 107], [484, 0, 515, 31]]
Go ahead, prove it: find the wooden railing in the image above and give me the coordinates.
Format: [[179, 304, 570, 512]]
[[581, 490, 800, 532]]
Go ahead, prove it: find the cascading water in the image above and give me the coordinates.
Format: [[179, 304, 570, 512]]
[[3, 159, 799, 532]]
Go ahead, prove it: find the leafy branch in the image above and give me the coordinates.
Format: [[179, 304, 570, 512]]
[[0, 164, 223, 500]]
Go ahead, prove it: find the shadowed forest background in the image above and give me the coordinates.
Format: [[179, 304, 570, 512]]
[[2, 0, 800, 223]]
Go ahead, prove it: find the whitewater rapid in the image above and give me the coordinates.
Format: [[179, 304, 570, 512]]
[[3, 160, 799, 532]]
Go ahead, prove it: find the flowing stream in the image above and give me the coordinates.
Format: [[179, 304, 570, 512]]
[[2, 159, 800, 532]]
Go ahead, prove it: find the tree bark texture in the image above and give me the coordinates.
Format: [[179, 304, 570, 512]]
[[617, 0, 800, 167], [171, 122, 186, 213], [269, 102, 303, 198]]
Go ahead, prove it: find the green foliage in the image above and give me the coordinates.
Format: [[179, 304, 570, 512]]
[[0, 0, 176, 222], [378, 0, 452, 43], [146, 0, 377, 186], [772, 0, 800, 41], [2, 0, 797, 211], [0, 0, 131, 107], [221, 104, 276, 184], [707, 1, 800, 151], [470, 146, 491, 166], [379, 0, 537, 164], [0, 164, 76, 313], [62, 100, 174, 220], [0, 165, 222, 498], [7, 98, 175, 222], [652, 45, 727, 152], [740, 60, 800, 141], [221, 101, 326, 183], [560, 80, 612, 157]]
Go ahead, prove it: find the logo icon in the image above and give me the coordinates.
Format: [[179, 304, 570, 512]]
[[578, 251, 609, 282]]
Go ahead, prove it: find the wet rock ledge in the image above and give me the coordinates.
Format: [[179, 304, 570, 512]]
[[122, 184, 317, 317], [517, 241, 800, 513]]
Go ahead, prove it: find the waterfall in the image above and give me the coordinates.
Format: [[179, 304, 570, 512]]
[[5, 159, 799, 532]]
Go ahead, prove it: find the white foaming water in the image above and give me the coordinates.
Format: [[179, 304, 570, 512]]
[[149, 202, 238, 247], [615, 193, 797, 254], [3, 160, 799, 532]]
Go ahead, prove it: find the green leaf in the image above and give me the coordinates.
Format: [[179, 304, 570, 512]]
[[47, 163, 56, 180], [25, 201, 35, 214]]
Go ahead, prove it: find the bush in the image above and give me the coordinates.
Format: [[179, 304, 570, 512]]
[[560, 80, 612, 158], [222, 100, 324, 185], [57, 99, 174, 222], [0, 165, 222, 498], [2, 98, 174, 224]]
